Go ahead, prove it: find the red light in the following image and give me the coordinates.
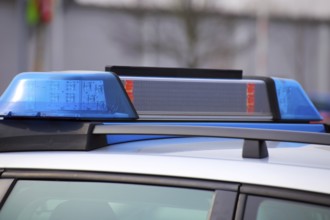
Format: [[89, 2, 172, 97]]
[[124, 80, 134, 103], [246, 84, 255, 113]]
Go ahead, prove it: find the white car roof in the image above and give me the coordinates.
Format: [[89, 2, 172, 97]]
[[1, 137, 329, 194]]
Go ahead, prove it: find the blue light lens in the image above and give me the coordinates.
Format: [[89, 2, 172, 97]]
[[273, 78, 322, 121], [0, 72, 138, 120]]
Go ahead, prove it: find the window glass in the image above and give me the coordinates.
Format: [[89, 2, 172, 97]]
[[0, 180, 214, 220], [244, 196, 330, 220]]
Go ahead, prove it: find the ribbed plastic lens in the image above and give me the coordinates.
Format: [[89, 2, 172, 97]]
[[0, 72, 138, 120], [274, 78, 322, 121]]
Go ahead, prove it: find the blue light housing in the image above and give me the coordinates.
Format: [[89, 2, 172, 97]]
[[273, 78, 322, 121], [0, 72, 138, 120]]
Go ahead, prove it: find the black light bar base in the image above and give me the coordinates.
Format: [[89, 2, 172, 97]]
[[0, 120, 106, 152]]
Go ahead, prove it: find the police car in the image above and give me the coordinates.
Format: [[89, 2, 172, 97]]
[[0, 66, 329, 220]]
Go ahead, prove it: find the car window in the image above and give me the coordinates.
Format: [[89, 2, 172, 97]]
[[244, 196, 330, 220], [0, 180, 214, 220]]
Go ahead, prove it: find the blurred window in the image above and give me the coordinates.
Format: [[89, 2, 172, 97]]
[[0, 180, 214, 220], [244, 196, 330, 220]]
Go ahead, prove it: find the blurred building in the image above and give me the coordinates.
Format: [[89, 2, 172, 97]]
[[0, 0, 330, 97]]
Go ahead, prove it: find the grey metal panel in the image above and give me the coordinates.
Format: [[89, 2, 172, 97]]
[[94, 124, 330, 145], [0, 179, 14, 206]]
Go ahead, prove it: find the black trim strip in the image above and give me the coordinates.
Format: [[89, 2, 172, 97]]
[[241, 184, 330, 206], [210, 190, 238, 220], [234, 194, 247, 220], [107, 66, 243, 79], [1, 169, 239, 191]]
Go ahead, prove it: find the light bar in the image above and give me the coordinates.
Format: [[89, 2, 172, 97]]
[[107, 66, 322, 122], [0, 72, 138, 120]]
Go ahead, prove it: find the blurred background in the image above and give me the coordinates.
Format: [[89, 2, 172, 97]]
[[0, 0, 329, 119]]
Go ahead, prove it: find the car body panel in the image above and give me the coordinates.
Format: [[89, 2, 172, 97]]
[[0, 137, 329, 194]]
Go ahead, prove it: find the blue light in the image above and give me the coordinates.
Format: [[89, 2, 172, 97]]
[[0, 72, 138, 120], [273, 78, 322, 121]]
